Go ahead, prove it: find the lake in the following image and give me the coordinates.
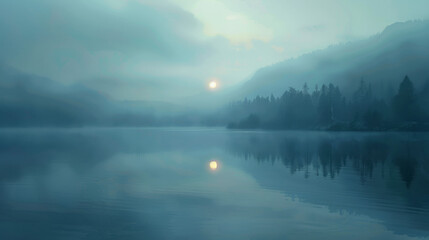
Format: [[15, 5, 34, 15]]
[[0, 128, 428, 240]]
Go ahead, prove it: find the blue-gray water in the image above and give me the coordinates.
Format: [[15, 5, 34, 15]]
[[0, 128, 428, 240]]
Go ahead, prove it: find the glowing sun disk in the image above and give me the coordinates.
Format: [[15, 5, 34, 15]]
[[209, 160, 218, 170], [209, 81, 217, 89]]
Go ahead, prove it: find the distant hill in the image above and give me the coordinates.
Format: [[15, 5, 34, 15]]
[[0, 65, 196, 127], [238, 20, 429, 99]]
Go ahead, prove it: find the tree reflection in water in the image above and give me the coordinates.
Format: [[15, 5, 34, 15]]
[[228, 133, 429, 188]]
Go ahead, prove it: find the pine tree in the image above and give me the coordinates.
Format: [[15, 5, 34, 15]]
[[392, 76, 419, 122]]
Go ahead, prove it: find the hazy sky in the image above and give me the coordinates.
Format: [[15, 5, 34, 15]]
[[1, 0, 429, 103]]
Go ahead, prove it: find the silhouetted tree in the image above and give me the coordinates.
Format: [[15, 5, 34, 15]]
[[393, 76, 419, 122], [318, 85, 332, 125], [226, 76, 429, 131]]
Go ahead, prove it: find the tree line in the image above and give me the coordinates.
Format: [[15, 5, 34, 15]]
[[227, 76, 429, 131]]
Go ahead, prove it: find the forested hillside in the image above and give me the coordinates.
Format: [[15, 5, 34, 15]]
[[227, 76, 429, 131]]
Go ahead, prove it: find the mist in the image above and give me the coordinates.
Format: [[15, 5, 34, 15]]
[[2, 0, 429, 113]]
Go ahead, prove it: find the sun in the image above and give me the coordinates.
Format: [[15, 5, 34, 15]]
[[209, 160, 218, 170], [209, 81, 217, 89]]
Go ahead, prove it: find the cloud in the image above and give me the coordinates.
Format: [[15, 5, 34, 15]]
[[182, 0, 273, 45], [272, 45, 285, 53], [0, 0, 287, 105], [1, 0, 207, 61], [0, 0, 217, 102]]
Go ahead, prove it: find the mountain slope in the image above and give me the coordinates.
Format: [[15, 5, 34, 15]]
[[238, 20, 429, 99]]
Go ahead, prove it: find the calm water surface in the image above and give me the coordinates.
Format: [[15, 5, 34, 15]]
[[0, 128, 428, 240]]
